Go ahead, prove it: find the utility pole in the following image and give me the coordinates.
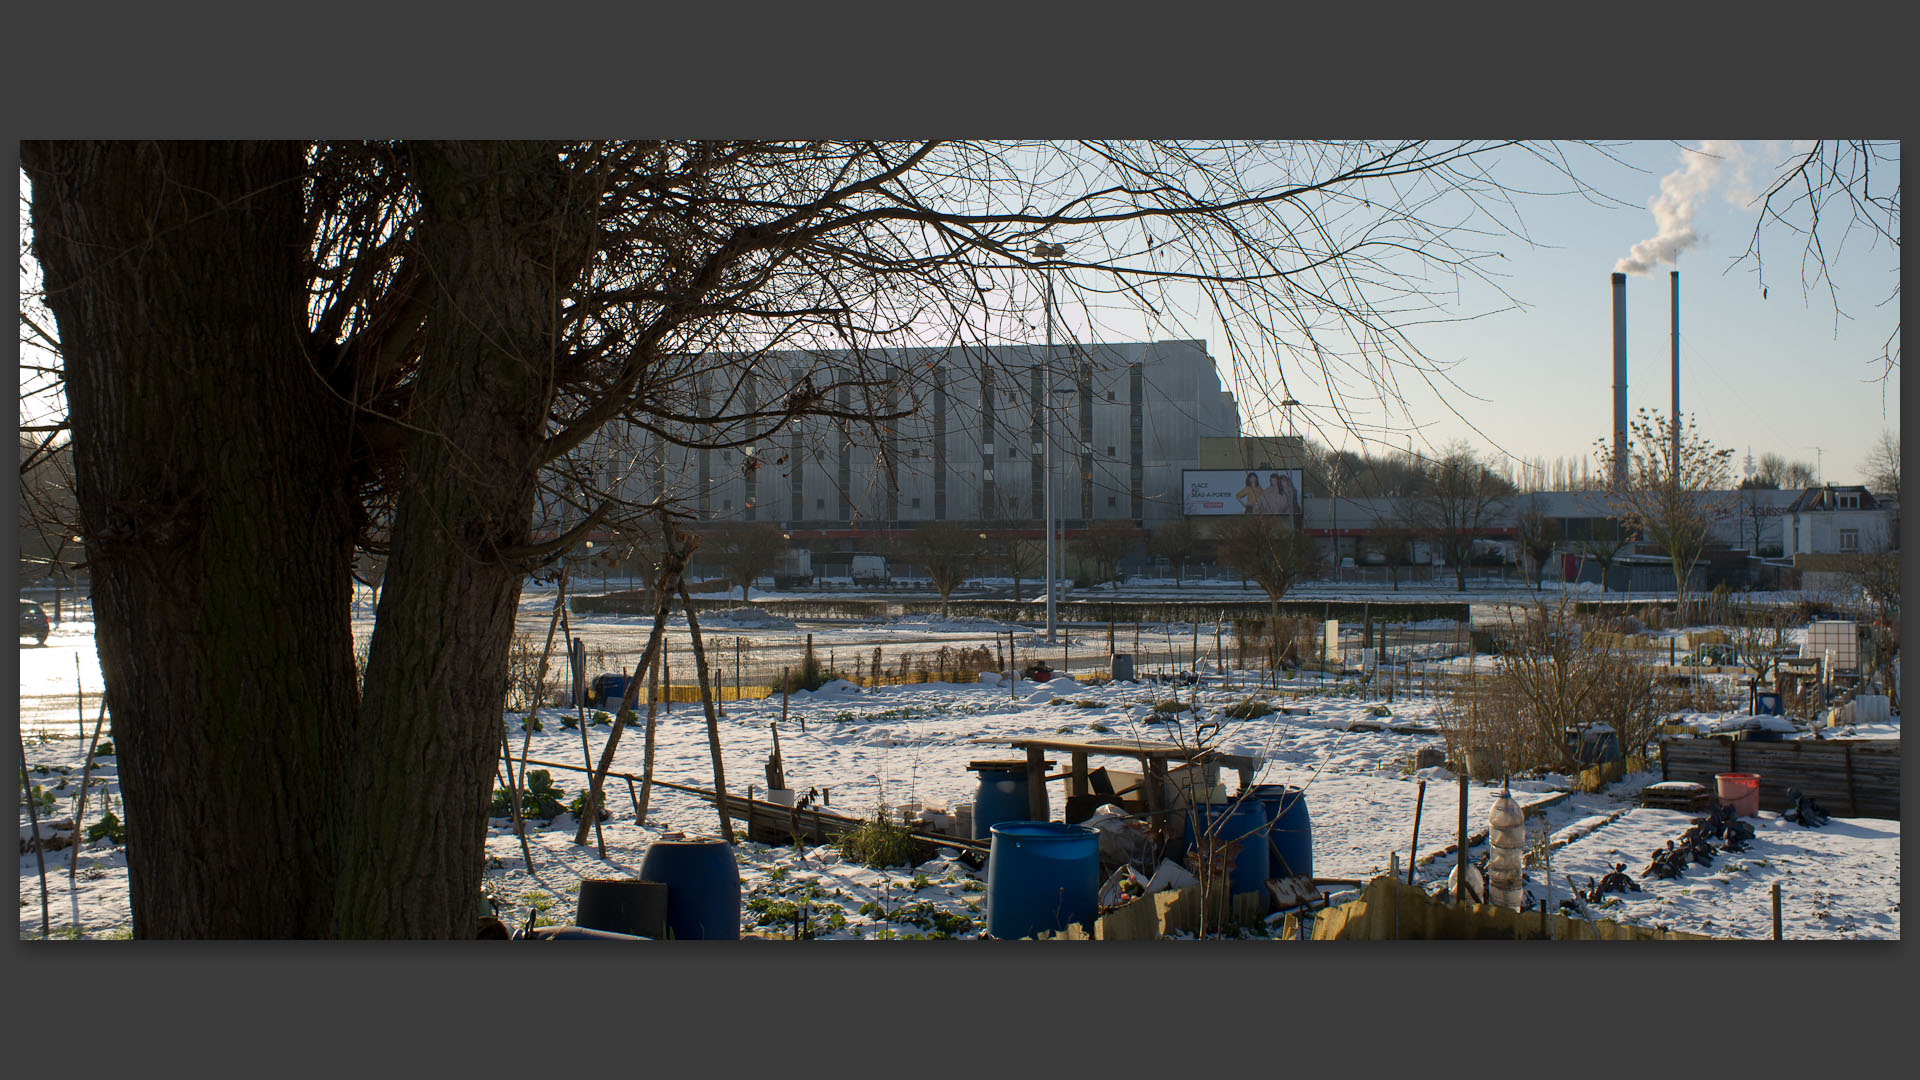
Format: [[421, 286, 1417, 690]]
[[1036, 241, 1065, 644]]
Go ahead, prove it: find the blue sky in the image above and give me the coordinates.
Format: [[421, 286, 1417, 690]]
[[1105, 140, 1901, 485], [1003, 141, 1898, 487]]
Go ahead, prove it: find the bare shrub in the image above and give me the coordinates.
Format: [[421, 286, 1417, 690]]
[[1445, 600, 1666, 775], [504, 632, 565, 712]]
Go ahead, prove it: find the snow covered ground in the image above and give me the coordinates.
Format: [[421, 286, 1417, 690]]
[[17, 587, 1900, 940]]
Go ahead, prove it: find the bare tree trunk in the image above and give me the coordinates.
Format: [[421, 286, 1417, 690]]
[[25, 142, 357, 938], [332, 142, 594, 937]]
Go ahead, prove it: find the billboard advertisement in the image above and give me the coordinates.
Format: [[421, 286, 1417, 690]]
[[1183, 469, 1301, 516]]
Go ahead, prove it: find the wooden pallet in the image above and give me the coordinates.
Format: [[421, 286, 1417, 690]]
[[1639, 782, 1712, 812]]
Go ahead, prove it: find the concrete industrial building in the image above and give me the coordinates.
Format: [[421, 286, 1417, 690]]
[[575, 340, 1242, 570]]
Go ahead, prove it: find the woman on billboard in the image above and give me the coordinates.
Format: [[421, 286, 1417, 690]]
[[1235, 472, 1263, 513], [1261, 471, 1297, 515]]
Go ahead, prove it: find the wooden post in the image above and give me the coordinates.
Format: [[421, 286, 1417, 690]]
[[782, 666, 793, 731], [580, 549, 685, 845], [680, 582, 735, 843], [1455, 771, 1470, 903], [1407, 778, 1426, 885], [1390, 852, 1400, 940], [1025, 746, 1049, 822], [1772, 882, 1783, 940]]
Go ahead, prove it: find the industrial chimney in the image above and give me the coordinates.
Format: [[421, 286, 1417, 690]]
[[1671, 271, 1680, 473], [1612, 272, 1628, 492]]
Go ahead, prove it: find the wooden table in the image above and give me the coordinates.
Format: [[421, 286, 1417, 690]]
[[970, 734, 1263, 844]]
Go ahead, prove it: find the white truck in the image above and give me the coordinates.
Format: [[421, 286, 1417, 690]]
[[850, 554, 889, 586], [771, 548, 813, 589]]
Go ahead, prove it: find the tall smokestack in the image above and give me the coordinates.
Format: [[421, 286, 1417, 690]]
[[1612, 272, 1628, 492], [1671, 271, 1680, 474]]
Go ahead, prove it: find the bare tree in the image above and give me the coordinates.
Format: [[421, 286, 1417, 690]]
[[1069, 520, 1138, 589], [1598, 409, 1735, 612], [1411, 443, 1511, 592], [1734, 141, 1901, 386], [1514, 499, 1563, 592], [1147, 518, 1199, 588], [1215, 516, 1323, 647], [1863, 429, 1900, 500], [1364, 518, 1416, 591], [1573, 515, 1634, 593], [18, 138, 1643, 937], [1745, 452, 1817, 491], [698, 521, 786, 603], [1839, 525, 1900, 709], [896, 522, 986, 615]]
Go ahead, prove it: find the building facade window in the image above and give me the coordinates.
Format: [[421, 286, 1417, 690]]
[[1840, 528, 1860, 551]]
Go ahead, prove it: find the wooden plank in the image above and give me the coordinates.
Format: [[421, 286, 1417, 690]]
[[1026, 746, 1049, 822]]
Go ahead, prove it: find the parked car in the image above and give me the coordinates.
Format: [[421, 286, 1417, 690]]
[[20, 599, 50, 645]]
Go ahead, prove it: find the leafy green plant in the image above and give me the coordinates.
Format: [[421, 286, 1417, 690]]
[[491, 769, 566, 821], [1089, 722, 1112, 733], [23, 784, 56, 815], [567, 788, 610, 823], [91, 740, 115, 758], [835, 806, 921, 869], [1222, 697, 1274, 720], [84, 811, 127, 845]]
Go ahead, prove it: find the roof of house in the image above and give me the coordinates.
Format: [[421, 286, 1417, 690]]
[[1785, 485, 1882, 513]]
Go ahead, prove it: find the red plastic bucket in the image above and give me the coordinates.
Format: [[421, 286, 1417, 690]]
[[1715, 772, 1761, 817]]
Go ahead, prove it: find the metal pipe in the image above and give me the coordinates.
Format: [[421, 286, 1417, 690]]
[[1671, 270, 1680, 471], [1612, 272, 1628, 493]]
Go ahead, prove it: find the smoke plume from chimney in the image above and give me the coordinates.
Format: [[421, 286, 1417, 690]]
[[1615, 140, 1745, 275]]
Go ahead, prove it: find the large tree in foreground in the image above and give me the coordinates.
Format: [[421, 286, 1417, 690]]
[[23, 139, 1642, 937]]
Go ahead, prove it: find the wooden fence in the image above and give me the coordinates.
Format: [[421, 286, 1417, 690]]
[[1657, 737, 1900, 819], [1308, 875, 1721, 941]]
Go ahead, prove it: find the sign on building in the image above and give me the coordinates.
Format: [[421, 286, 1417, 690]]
[[1182, 469, 1302, 516]]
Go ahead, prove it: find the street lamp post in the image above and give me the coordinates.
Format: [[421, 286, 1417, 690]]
[[1036, 241, 1065, 644]]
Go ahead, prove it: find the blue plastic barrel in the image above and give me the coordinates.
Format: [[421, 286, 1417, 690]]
[[592, 674, 632, 706], [1250, 784, 1313, 880], [637, 839, 740, 940], [970, 762, 1042, 840], [1183, 798, 1270, 897], [986, 821, 1099, 939]]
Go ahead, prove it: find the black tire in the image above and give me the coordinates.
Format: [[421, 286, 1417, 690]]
[[35, 633, 47, 645]]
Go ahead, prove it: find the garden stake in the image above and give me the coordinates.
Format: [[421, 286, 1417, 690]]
[[1407, 778, 1426, 885], [19, 728, 51, 938], [578, 536, 687, 844], [558, 592, 606, 856], [1455, 771, 1469, 903], [679, 580, 735, 843], [1772, 882, 1783, 940], [68, 692, 111, 888]]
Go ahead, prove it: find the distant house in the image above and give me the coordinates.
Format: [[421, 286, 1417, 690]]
[[1784, 485, 1895, 556]]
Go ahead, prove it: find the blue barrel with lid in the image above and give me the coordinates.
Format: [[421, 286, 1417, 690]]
[[986, 821, 1100, 939], [637, 838, 740, 940], [1249, 783, 1313, 881], [969, 759, 1050, 839]]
